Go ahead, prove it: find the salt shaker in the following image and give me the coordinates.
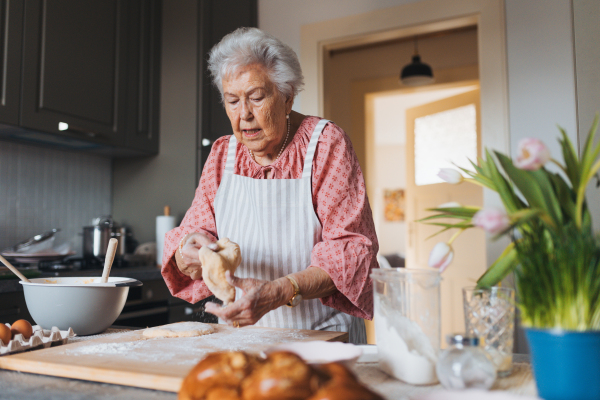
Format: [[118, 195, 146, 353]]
[[436, 334, 496, 390]]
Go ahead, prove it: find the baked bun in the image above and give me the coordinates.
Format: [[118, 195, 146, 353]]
[[242, 351, 321, 400], [179, 352, 258, 400], [307, 363, 384, 400], [179, 350, 383, 400]]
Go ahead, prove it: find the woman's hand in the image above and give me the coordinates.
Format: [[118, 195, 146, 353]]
[[204, 271, 293, 327], [176, 232, 217, 280]]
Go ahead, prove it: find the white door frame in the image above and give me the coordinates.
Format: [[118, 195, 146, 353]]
[[300, 0, 510, 266]]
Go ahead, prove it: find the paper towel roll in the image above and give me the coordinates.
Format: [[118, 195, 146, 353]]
[[156, 215, 176, 266]]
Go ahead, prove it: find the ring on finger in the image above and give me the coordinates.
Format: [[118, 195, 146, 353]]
[[233, 320, 240, 328]]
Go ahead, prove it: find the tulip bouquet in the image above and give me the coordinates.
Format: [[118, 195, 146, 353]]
[[422, 117, 600, 330]]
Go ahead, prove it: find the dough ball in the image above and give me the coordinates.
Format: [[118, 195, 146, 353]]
[[143, 322, 214, 338], [241, 352, 320, 400], [179, 351, 258, 400], [199, 238, 242, 305]]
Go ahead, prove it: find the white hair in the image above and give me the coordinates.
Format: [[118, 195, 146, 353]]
[[207, 27, 304, 101]]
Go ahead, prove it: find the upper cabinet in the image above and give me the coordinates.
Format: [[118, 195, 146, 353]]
[[0, 0, 161, 156], [198, 0, 257, 173], [0, 0, 24, 125]]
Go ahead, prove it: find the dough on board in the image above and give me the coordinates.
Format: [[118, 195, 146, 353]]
[[142, 322, 215, 338]]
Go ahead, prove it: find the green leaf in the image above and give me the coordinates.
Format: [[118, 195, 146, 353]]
[[485, 150, 525, 212], [578, 114, 600, 185], [558, 126, 580, 189], [495, 153, 563, 227], [424, 222, 474, 229], [425, 207, 479, 216], [548, 171, 577, 223], [476, 243, 518, 288]]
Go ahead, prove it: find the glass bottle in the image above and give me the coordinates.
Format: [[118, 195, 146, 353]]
[[436, 334, 496, 390]]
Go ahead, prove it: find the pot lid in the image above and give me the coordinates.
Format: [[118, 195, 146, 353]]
[[4, 228, 60, 252]]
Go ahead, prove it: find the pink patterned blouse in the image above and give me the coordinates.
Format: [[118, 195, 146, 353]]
[[161, 116, 379, 320]]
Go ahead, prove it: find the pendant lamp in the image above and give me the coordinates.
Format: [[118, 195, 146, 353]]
[[400, 37, 434, 86]]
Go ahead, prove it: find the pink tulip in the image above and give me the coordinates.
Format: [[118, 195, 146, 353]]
[[514, 138, 550, 170], [438, 168, 464, 184], [428, 242, 454, 273], [472, 207, 510, 235]]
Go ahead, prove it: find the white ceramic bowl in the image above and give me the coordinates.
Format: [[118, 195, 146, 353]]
[[264, 341, 363, 367], [20, 277, 142, 336]]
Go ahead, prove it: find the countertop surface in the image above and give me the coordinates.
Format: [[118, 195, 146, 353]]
[[0, 325, 536, 400]]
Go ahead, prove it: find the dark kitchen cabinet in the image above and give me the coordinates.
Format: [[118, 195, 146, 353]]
[[21, 0, 129, 146], [2, 0, 161, 156], [123, 0, 161, 154], [198, 0, 257, 177], [0, 0, 24, 125]]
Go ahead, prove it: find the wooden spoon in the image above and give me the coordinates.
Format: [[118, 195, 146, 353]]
[[101, 238, 119, 283], [0, 254, 30, 282]]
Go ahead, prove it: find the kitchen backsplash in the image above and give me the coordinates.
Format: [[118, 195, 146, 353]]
[[0, 141, 111, 254]]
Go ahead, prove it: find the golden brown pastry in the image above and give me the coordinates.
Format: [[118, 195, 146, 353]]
[[179, 352, 258, 400], [179, 351, 383, 400], [206, 387, 241, 400], [199, 238, 242, 305], [241, 352, 321, 400], [307, 363, 384, 400]]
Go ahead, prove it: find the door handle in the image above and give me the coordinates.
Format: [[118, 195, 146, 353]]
[[58, 122, 104, 139]]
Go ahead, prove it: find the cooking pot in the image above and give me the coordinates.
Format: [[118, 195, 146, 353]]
[[83, 216, 126, 258]]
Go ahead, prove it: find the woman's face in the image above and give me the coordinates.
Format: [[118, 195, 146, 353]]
[[222, 64, 293, 158]]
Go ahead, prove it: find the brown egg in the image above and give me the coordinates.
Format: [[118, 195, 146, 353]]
[[0, 324, 11, 345], [10, 319, 33, 340]]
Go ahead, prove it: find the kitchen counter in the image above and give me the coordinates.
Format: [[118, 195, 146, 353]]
[[0, 325, 537, 400], [0, 357, 536, 399]]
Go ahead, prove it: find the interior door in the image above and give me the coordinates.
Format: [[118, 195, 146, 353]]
[[405, 88, 486, 342]]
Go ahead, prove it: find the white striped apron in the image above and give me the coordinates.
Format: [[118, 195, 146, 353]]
[[214, 119, 366, 344]]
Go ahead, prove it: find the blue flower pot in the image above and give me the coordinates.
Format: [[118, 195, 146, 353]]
[[525, 328, 600, 400]]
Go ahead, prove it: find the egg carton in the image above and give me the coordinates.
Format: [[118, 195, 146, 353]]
[[0, 324, 76, 356]]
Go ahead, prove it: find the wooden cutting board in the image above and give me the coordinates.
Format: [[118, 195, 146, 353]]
[[0, 323, 347, 392]]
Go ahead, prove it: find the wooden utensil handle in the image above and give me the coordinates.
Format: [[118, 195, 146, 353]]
[[0, 255, 30, 282], [101, 238, 119, 283]]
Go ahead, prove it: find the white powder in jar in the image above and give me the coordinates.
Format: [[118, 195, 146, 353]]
[[375, 302, 438, 385]]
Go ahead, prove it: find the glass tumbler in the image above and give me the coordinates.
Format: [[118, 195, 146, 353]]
[[371, 269, 441, 385], [463, 286, 515, 377]]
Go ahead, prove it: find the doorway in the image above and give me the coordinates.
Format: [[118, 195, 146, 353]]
[[364, 82, 485, 343], [320, 18, 486, 344]]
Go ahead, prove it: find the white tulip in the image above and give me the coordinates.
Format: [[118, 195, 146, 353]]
[[428, 242, 454, 272], [438, 168, 464, 184]]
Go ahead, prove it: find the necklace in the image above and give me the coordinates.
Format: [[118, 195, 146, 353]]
[[249, 115, 290, 162]]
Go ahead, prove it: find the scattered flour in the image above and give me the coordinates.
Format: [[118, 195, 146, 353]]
[[66, 326, 310, 366]]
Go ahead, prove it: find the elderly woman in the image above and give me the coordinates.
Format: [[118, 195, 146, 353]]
[[161, 27, 378, 344]]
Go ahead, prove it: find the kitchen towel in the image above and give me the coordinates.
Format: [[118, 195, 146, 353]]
[[156, 215, 175, 267]]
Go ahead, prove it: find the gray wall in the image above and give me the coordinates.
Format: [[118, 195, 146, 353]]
[[0, 142, 111, 254], [573, 0, 600, 233], [505, 0, 578, 156], [112, 0, 199, 244]]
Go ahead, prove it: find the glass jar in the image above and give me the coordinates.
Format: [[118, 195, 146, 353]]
[[436, 334, 497, 390], [371, 269, 441, 385], [463, 286, 515, 377]]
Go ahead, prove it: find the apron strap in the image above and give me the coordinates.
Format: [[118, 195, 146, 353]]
[[302, 119, 330, 178], [224, 135, 238, 174]]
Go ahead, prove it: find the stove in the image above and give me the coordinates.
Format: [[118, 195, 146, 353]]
[[37, 256, 132, 272]]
